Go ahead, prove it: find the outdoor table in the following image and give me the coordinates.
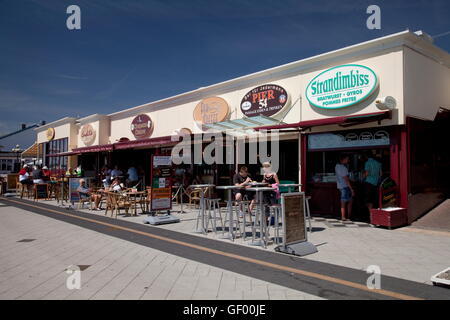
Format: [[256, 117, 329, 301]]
[[246, 186, 275, 248], [278, 183, 302, 193], [244, 182, 269, 187], [190, 184, 215, 234], [126, 191, 146, 216], [216, 185, 245, 241]]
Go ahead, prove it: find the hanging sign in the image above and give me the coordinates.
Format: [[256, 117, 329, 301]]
[[131, 114, 154, 140], [193, 97, 230, 124], [80, 124, 96, 145], [306, 64, 378, 109], [240, 84, 289, 117]]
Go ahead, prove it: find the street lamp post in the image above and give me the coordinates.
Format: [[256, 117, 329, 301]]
[[11, 144, 21, 173]]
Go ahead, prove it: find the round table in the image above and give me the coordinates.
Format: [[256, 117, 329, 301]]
[[244, 182, 269, 187], [216, 185, 245, 240], [246, 187, 275, 248], [190, 184, 215, 234]]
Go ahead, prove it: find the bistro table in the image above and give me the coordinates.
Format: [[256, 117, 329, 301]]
[[215, 185, 245, 241], [246, 186, 275, 248], [245, 182, 270, 187], [190, 184, 215, 234]]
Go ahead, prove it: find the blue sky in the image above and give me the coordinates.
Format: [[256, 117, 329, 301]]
[[1, 0, 449, 135]]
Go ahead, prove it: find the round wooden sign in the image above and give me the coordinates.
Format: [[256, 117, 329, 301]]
[[131, 114, 154, 140], [193, 97, 230, 124], [80, 124, 96, 145]]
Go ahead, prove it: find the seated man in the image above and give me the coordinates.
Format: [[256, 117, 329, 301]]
[[233, 166, 255, 214], [77, 179, 102, 211]]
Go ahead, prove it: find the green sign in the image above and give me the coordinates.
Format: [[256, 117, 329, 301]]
[[305, 64, 378, 109]]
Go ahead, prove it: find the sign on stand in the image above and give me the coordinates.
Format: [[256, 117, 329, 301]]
[[275, 193, 317, 257], [150, 155, 173, 211]]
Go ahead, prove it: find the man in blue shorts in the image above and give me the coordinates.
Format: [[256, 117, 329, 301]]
[[335, 154, 354, 221]]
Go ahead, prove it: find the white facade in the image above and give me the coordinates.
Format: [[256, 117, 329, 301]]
[[35, 30, 450, 149]]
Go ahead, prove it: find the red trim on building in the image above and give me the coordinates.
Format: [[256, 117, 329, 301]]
[[113, 135, 177, 150], [73, 145, 113, 153], [47, 151, 80, 157], [300, 134, 307, 193], [254, 111, 392, 131]]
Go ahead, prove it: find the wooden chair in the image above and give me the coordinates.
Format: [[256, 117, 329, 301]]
[[188, 188, 201, 209], [105, 191, 131, 218], [77, 192, 92, 210], [104, 192, 115, 217]]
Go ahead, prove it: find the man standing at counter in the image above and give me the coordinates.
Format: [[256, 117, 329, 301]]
[[362, 152, 382, 210], [335, 154, 354, 221]]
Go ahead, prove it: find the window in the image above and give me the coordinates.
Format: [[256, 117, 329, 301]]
[[43, 137, 68, 174]]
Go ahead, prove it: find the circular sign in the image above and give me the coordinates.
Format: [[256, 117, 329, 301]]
[[46, 128, 55, 141], [80, 124, 96, 145], [193, 97, 230, 124], [131, 114, 153, 140], [240, 84, 289, 117], [374, 130, 389, 140], [305, 64, 378, 109], [359, 132, 373, 141], [345, 133, 358, 141]]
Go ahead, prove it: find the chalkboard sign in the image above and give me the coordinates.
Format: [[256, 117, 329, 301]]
[[34, 184, 49, 200], [281, 193, 307, 244]]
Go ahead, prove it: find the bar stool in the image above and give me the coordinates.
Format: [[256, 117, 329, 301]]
[[235, 200, 251, 240], [250, 202, 269, 247], [269, 204, 282, 244], [305, 196, 312, 232], [219, 201, 242, 238], [206, 198, 223, 234]]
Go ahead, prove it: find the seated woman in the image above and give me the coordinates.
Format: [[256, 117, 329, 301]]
[[261, 162, 280, 218], [233, 166, 255, 214], [77, 179, 102, 211]]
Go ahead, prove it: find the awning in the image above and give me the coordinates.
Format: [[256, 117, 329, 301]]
[[114, 135, 177, 150], [73, 144, 113, 153], [202, 115, 283, 137], [203, 115, 282, 130], [21, 143, 38, 158], [253, 111, 391, 131]]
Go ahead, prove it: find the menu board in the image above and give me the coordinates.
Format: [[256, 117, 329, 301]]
[[282, 193, 307, 244], [34, 184, 49, 200], [379, 177, 397, 208], [150, 156, 173, 211]]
